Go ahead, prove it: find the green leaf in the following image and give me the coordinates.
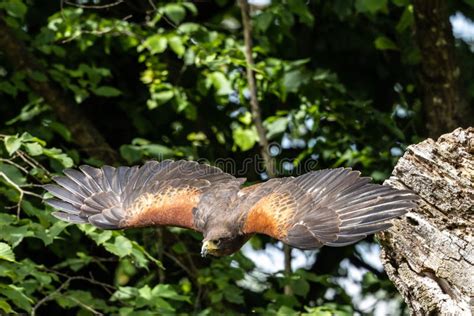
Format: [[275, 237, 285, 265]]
[[149, 90, 174, 109], [168, 36, 185, 57], [0, 225, 31, 248], [277, 306, 298, 316], [19, 132, 46, 145], [232, 126, 259, 151], [223, 286, 244, 304], [131, 240, 163, 269], [0, 243, 15, 262], [93, 86, 122, 97], [332, 0, 353, 20], [120, 145, 143, 164], [290, 277, 309, 296], [255, 11, 273, 32], [154, 297, 175, 311], [41, 221, 69, 246], [0, 163, 26, 185], [0, 0, 27, 19], [142, 144, 175, 159], [392, 0, 409, 6], [0, 300, 12, 314], [283, 68, 310, 94], [0, 214, 16, 225], [178, 22, 200, 33], [47, 121, 72, 141], [374, 36, 398, 50], [95, 230, 113, 245], [164, 4, 186, 25], [111, 287, 138, 301], [396, 5, 414, 33], [24, 142, 43, 156], [42, 148, 74, 168], [143, 34, 168, 54], [52, 253, 92, 272], [0, 81, 17, 96], [371, 170, 388, 181], [355, 0, 388, 14], [79, 225, 113, 246], [3, 135, 21, 156], [265, 117, 288, 139], [138, 284, 153, 301], [55, 290, 111, 312], [288, 0, 314, 27], [182, 2, 197, 15], [0, 285, 32, 312], [29, 71, 48, 82], [209, 72, 233, 95], [105, 236, 133, 258]]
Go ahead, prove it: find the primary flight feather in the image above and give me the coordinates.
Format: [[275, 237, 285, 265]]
[[44, 160, 418, 257]]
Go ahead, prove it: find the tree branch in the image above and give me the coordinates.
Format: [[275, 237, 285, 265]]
[[0, 15, 120, 164], [31, 273, 115, 316], [238, 0, 292, 295]]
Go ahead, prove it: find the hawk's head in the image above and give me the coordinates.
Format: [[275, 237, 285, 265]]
[[201, 228, 249, 257]]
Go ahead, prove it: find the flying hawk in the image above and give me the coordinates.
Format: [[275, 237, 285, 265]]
[[44, 160, 418, 257]]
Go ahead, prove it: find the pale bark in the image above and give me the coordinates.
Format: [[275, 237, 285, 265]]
[[379, 127, 474, 315]]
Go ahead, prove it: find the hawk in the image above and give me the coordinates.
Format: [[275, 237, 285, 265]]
[[44, 160, 418, 257]]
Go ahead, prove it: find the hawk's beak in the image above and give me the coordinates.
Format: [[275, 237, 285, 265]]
[[201, 240, 217, 257]]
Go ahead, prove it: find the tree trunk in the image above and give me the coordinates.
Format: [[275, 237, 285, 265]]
[[379, 127, 473, 315], [413, 0, 473, 138]]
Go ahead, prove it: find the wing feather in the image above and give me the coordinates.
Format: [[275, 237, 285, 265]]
[[239, 168, 419, 249], [45, 160, 240, 231]]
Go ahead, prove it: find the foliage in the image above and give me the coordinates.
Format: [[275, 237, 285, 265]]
[[2, 0, 471, 314]]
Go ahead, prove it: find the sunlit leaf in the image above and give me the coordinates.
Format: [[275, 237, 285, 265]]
[[143, 34, 168, 54], [169, 36, 186, 57], [104, 236, 133, 258], [164, 4, 186, 25], [0, 300, 12, 314], [0, 243, 15, 262], [24, 142, 43, 156], [233, 126, 259, 151], [3, 135, 21, 156]]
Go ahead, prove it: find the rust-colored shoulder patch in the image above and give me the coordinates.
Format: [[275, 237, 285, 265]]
[[242, 192, 297, 239], [124, 186, 201, 229]]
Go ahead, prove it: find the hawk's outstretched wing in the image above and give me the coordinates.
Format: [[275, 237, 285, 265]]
[[44, 160, 239, 230], [238, 168, 418, 249]]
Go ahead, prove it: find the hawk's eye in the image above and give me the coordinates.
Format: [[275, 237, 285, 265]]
[[215, 239, 222, 246]]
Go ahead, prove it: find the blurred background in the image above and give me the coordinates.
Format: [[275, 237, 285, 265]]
[[0, 0, 473, 315]]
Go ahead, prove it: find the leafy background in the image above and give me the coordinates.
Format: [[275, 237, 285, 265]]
[[0, 0, 473, 315]]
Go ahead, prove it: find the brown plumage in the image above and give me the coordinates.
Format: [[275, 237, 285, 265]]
[[44, 160, 418, 257]]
